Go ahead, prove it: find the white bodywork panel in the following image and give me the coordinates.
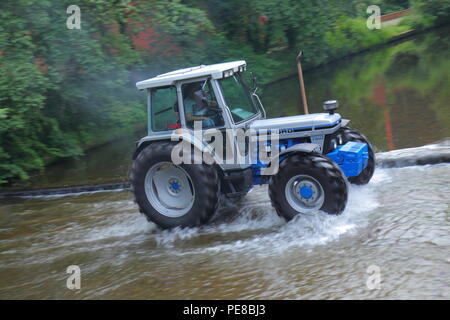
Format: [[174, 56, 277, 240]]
[[250, 113, 341, 131], [136, 61, 246, 90]]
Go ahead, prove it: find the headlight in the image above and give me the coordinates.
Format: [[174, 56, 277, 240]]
[[331, 138, 338, 150], [222, 69, 234, 78]]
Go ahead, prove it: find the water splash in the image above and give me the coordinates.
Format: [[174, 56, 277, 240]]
[[149, 180, 379, 253]]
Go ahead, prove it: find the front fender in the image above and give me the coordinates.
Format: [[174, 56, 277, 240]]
[[279, 143, 321, 157], [341, 118, 350, 127], [262, 143, 321, 176]]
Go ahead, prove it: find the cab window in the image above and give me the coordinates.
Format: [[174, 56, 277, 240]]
[[181, 80, 224, 129], [150, 86, 180, 132]]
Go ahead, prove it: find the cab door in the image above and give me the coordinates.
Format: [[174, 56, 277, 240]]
[[210, 77, 255, 170]]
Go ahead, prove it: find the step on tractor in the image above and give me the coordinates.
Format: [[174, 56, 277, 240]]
[[131, 60, 375, 229]]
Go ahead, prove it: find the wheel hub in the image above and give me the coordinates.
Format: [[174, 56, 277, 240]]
[[294, 180, 320, 205], [144, 162, 195, 218], [285, 174, 325, 212], [168, 178, 181, 194], [299, 184, 314, 199]]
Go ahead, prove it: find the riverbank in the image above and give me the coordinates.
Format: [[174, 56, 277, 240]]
[[260, 11, 424, 86]]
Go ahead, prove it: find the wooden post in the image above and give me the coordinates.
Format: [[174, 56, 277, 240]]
[[296, 51, 309, 115]]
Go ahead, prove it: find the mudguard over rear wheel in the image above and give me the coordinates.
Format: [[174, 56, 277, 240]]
[[131, 142, 219, 229], [269, 153, 348, 221]]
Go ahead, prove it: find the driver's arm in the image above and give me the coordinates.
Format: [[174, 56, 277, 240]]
[[185, 113, 208, 121], [184, 100, 207, 121]]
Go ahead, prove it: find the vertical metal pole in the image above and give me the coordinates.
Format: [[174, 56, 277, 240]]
[[296, 51, 309, 115], [147, 89, 152, 135]]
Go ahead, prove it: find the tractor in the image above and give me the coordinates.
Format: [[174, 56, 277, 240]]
[[131, 60, 375, 229]]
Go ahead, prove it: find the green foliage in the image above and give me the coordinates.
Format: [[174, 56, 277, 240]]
[[0, 0, 144, 184], [354, 0, 410, 15], [325, 17, 409, 58], [410, 0, 450, 29], [0, 5, 74, 183]]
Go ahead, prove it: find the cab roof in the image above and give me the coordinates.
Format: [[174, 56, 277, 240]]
[[136, 60, 246, 90]]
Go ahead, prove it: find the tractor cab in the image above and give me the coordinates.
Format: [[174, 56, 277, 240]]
[[136, 61, 265, 134]]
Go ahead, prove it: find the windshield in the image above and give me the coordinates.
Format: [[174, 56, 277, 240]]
[[218, 73, 259, 123]]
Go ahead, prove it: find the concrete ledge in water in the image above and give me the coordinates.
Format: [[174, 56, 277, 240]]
[[375, 140, 450, 168], [0, 182, 131, 199]]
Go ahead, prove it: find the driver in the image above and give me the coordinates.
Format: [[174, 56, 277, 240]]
[[183, 82, 215, 128]]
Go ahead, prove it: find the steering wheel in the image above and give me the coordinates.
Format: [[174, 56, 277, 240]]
[[205, 106, 222, 116]]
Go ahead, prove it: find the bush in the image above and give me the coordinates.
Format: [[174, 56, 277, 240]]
[[325, 17, 407, 58], [410, 0, 450, 29]]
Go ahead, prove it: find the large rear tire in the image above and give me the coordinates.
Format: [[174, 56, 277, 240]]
[[269, 153, 348, 221], [337, 126, 375, 185], [131, 142, 219, 229]]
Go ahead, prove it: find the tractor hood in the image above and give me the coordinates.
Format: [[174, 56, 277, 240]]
[[249, 113, 341, 132]]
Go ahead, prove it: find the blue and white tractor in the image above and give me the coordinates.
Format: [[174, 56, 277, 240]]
[[131, 61, 375, 229]]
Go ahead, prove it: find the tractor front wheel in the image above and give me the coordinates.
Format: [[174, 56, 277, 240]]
[[269, 153, 348, 221]]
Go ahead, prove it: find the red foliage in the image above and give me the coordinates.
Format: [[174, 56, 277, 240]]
[[129, 21, 181, 57], [130, 23, 159, 51], [258, 15, 268, 25]]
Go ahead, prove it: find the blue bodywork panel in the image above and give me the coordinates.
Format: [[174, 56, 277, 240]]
[[250, 140, 272, 185], [251, 138, 295, 185], [250, 140, 369, 185], [326, 141, 369, 177]]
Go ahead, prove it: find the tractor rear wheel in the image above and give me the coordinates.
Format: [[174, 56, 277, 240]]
[[131, 142, 219, 229], [337, 126, 375, 185]]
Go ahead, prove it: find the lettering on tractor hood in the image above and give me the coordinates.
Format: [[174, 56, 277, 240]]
[[249, 113, 341, 132]]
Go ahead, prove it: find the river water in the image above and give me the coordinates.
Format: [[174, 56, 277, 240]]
[[0, 27, 449, 299]]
